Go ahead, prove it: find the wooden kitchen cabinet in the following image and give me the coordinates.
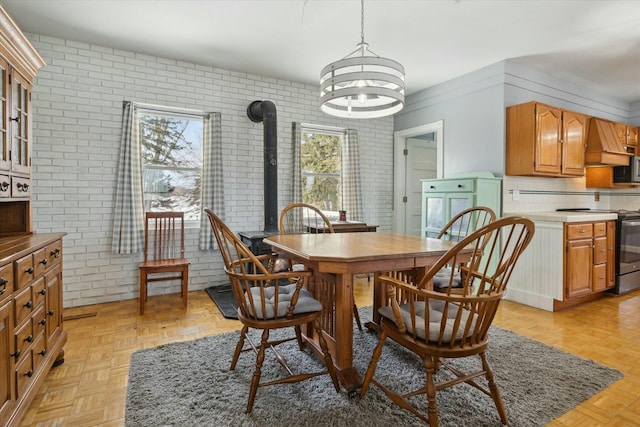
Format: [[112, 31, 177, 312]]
[[613, 122, 637, 154], [564, 221, 615, 300], [506, 101, 588, 177]]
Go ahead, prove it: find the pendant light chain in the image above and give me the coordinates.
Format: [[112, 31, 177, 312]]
[[360, 0, 365, 46]]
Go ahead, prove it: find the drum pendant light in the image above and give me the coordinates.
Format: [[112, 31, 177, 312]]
[[320, 0, 405, 119]]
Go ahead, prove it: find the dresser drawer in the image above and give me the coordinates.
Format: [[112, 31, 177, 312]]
[[423, 179, 475, 193], [32, 278, 46, 309], [0, 174, 9, 198], [45, 240, 62, 268], [15, 253, 35, 289], [15, 351, 34, 398], [0, 263, 12, 306], [11, 176, 30, 198], [13, 316, 33, 364]]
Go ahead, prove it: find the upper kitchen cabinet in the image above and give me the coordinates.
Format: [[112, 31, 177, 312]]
[[613, 122, 638, 155], [0, 6, 45, 234], [506, 101, 588, 177]]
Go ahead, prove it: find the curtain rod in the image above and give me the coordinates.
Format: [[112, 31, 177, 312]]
[[301, 122, 346, 133], [132, 101, 210, 119]]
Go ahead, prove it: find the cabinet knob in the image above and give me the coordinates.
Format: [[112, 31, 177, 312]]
[[47, 310, 54, 316], [40, 318, 46, 325], [457, 184, 463, 188], [24, 301, 33, 309], [11, 350, 21, 359], [25, 335, 33, 343], [39, 349, 47, 356], [430, 185, 435, 189], [50, 248, 61, 258], [24, 370, 33, 378], [26, 267, 34, 275], [0, 278, 6, 295], [10, 116, 19, 123], [40, 258, 48, 266], [0, 182, 8, 191], [39, 289, 46, 295]]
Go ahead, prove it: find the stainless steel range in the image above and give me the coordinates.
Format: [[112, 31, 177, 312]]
[[612, 209, 640, 295]]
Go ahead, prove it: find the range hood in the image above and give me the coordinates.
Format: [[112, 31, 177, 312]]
[[585, 118, 632, 166]]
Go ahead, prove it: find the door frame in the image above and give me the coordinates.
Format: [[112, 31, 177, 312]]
[[392, 120, 444, 233]]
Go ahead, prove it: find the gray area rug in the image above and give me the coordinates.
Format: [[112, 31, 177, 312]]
[[125, 307, 622, 426]]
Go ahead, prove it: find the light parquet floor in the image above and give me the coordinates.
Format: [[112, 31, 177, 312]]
[[18, 279, 640, 427]]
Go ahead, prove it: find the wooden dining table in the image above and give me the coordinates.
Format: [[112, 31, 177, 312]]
[[263, 231, 468, 393]]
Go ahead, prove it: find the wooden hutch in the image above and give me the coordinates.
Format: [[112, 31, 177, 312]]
[[0, 6, 67, 427]]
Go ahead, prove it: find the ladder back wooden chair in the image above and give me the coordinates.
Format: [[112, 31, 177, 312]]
[[205, 208, 340, 413], [139, 211, 190, 314], [433, 206, 496, 291], [360, 216, 535, 426], [279, 202, 362, 331]]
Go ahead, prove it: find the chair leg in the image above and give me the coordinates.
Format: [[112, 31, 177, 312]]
[[360, 330, 387, 398], [423, 356, 439, 427], [231, 325, 249, 370], [294, 325, 304, 351], [481, 352, 508, 425], [246, 329, 269, 413], [181, 266, 189, 310], [139, 270, 147, 315], [314, 319, 340, 392], [353, 303, 362, 331]]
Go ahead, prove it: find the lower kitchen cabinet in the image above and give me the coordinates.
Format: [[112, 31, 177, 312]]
[[0, 233, 67, 427], [564, 221, 615, 301]]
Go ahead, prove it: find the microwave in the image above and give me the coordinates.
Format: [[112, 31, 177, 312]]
[[613, 156, 640, 183]]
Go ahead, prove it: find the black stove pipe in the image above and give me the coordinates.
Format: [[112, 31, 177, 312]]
[[247, 100, 278, 233]]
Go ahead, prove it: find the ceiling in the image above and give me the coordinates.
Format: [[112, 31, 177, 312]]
[[3, 0, 640, 103]]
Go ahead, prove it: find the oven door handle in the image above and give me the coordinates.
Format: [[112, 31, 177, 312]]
[[621, 221, 640, 227]]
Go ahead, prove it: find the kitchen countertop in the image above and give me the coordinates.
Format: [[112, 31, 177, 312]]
[[504, 211, 617, 222]]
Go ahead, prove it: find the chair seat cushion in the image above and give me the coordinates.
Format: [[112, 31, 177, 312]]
[[246, 284, 322, 319], [432, 266, 462, 289], [378, 300, 474, 342]]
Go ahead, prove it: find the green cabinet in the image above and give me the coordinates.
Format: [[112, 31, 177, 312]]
[[420, 175, 501, 238]]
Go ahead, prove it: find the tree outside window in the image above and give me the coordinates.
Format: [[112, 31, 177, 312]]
[[301, 130, 342, 215], [140, 113, 203, 221]]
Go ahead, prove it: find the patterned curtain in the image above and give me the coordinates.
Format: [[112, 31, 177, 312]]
[[199, 112, 224, 250], [291, 122, 303, 203], [342, 129, 364, 221], [112, 101, 144, 254]]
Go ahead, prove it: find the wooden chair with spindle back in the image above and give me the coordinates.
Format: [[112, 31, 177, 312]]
[[205, 208, 340, 413], [360, 216, 535, 426], [279, 202, 363, 331], [139, 211, 190, 314]]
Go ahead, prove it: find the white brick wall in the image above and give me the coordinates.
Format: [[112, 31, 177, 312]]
[[26, 33, 395, 308]]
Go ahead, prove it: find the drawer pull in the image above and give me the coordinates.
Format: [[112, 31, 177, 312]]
[[47, 310, 54, 316], [457, 184, 463, 188], [39, 289, 46, 295], [50, 248, 61, 258], [40, 318, 46, 325], [39, 349, 47, 356], [24, 301, 33, 309], [0, 181, 8, 191], [16, 182, 29, 192], [11, 350, 20, 358], [24, 370, 33, 378], [40, 258, 48, 266], [0, 278, 6, 294], [25, 335, 33, 343], [10, 116, 20, 123], [26, 267, 34, 275]]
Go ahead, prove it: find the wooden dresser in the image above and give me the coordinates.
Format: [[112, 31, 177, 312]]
[[1, 233, 67, 427], [0, 6, 68, 427]]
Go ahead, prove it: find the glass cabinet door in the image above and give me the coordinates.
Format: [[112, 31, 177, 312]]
[[10, 70, 30, 174], [0, 57, 8, 171], [423, 193, 445, 237]]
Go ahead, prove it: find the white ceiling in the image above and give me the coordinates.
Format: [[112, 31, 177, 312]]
[[3, 0, 640, 102]]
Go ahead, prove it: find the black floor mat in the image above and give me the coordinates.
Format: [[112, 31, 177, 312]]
[[205, 284, 238, 319]]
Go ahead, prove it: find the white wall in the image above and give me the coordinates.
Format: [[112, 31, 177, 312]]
[[27, 33, 395, 308]]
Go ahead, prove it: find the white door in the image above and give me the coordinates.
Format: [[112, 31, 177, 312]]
[[405, 137, 437, 236], [393, 121, 444, 235]]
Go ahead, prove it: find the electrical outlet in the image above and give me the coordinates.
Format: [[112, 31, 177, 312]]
[[512, 189, 520, 201]]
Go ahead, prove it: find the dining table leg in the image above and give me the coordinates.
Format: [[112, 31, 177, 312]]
[[332, 272, 361, 392]]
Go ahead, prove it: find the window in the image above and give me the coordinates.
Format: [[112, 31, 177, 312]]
[[139, 111, 203, 221], [301, 127, 343, 215]]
